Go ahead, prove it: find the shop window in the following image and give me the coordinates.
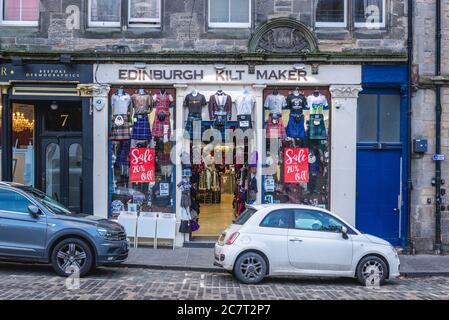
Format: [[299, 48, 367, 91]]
[[262, 88, 331, 210], [128, 0, 161, 27], [357, 93, 400, 144], [109, 87, 175, 219], [12, 103, 35, 187], [315, 0, 347, 28], [208, 0, 251, 28], [88, 0, 121, 27], [0, 0, 39, 26], [354, 0, 386, 29], [44, 143, 60, 200]]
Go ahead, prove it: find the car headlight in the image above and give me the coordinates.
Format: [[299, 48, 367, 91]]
[[97, 227, 125, 241]]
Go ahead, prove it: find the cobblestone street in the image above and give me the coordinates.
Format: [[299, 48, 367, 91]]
[[0, 263, 449, 300]]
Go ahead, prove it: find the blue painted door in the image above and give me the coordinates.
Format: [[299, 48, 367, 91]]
[[356, 150, 402, 245]]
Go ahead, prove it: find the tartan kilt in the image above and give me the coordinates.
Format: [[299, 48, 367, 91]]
[[184, 113, 202, 140], [266, 115, 286, 139], [131, 114, 152, 140], [110, 114, 130, 140], [308, 114, 327, 140], [152, 108, 171, 138]]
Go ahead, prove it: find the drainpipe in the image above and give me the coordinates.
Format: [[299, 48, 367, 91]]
[[407, 0, 414, 254], [435, 0, 442, 254]]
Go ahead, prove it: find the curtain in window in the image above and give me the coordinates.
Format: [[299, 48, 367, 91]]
[[354, 0, 383, 23], [4, 0, 39, 21], [90, 0, 121, 22], [315, 0, 345, 23], [130, 0, 159, 20]]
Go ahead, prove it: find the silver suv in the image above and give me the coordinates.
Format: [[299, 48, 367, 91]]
[[0, 182, 129, 277]]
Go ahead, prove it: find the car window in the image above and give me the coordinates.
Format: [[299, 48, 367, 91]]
[[0, 189, 32, 214], [260, 210, 293, 229], [294, 210, 346, 233], [234, 208, 257, 225], [17, 186, 71, 215]]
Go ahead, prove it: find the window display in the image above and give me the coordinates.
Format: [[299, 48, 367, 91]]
[[109, 87, 175, 219], [263, 87, 331, 209], [183, 89, 207, 140]]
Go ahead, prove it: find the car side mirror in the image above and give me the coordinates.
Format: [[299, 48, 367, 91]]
[[28, 205, 41, 217], [341, 226, 349, 240]]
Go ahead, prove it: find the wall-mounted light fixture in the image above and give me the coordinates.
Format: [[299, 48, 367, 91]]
[[134, 62, 147, 69], [214, 64, 226, 71], [50, 101, 59, 111], [292, 63, 306, 71]]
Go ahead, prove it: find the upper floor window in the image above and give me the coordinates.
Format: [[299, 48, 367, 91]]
[[315, 0, 347, 28], [88, 0, 161, 28], [354, 0, 386, 29], [208, 0, 251, 28], [0, 0, 39, 26]]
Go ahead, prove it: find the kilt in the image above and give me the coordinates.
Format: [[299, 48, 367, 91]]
[[266, 114, 286, 139], [286, 113, 307, 139], [184, 112, 202, 140], [131, 114, 152, 141], [110, 114, 130, 140], [152, 107, 171, 139], [308, 114, 327, 140], [212, 112, 228, 141], [116, 140, 130, 165]]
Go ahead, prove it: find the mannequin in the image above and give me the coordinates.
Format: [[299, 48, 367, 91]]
[[152, 88, 174, 141], [208, 90, 232, 140], [264, 89, 287, 140], [236, 89, 256, 131], [306, 89, 329, 140], [286, 87, 307, 143], [110, 87, 132, 141], [184, 89, 207, 140], [131, 88, 152, 142]]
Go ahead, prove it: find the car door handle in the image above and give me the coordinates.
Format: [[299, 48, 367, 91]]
[[289, 238, 303, 242]]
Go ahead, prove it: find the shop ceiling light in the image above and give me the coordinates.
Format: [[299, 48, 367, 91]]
[[293, 63, 306, 71], [214, 64, 226, 70], [134, 62, 146, 69]]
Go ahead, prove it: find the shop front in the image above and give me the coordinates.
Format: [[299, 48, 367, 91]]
[[93, 63, 362, 246], [0, 63, 93, 213]]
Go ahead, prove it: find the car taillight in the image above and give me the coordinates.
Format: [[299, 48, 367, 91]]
[[226, 232, 240, 245]]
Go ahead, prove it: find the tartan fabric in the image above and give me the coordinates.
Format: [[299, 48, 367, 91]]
[[184, 112, 202, 140], [110, 114, 131, 140], [131, 114, 152, 140], [152, 107, 171, 138], [266, 115, 286, 139], [116, 140, 130, 165], [308, 114, 327, 140]]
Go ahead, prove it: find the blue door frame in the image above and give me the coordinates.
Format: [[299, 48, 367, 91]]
[[356, 85, 409, 247]]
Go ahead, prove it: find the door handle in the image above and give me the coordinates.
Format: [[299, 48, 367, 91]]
[[393, 208, 399, 213], [289, 238, 303, 243]]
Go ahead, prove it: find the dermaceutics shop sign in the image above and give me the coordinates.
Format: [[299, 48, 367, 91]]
[[95, 64, 361, 86]]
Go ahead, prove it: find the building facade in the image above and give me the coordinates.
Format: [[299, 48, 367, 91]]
[[0, 0, 410, 248]]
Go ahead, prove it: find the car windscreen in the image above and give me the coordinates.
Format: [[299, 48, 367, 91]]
[[17, 186, 72, 215], [234, 208, 257, 225]]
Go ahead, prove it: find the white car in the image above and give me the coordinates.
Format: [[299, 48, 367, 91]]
[[214, 204, 400, 286]]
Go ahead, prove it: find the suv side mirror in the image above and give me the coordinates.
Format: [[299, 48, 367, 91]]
[[28, 205, 41, 217], [341, 226, 349, 240]]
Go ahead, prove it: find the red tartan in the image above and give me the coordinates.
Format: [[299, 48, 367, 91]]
[[266, 115, 286, 139], [152, 93, 172, 139]]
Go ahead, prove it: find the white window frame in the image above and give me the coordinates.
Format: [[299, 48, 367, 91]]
[[354, 0, 386, 29], [128, 0, 161, 28], [88, 0, 121, 28], [208, 0, 251, 29], [0, 0, 39, 27], [315, 0, 347, 28]]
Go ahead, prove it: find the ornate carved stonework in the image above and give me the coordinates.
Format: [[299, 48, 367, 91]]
[[256, 27, 311, 53], [92, 84, 111, 97], [329, 85, 362, 99], [77, 84, 94, 97]]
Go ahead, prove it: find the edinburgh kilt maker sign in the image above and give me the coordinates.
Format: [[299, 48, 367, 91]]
[[284, 148, 309, 183], [130, 148, 155, 183]]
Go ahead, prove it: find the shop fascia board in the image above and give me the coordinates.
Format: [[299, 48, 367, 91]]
[[0, 50, 407, 65]]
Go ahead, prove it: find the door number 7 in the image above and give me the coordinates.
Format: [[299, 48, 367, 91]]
[[60, 114, 69, 127]]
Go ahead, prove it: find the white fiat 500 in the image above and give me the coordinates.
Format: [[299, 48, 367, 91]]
[[214, 204, 400, 286]]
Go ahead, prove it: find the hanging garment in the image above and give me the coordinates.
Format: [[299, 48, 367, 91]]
[[183, 92, 207, 114], [208, 94, 232, 120], [308, 114, 327, 140], [131, 93, 152, 114], [184, 113, 202, 140], [266, 114, 286, 139], [110, 114, 131, 141], [152, 92, 173, 139], [306, 94, 329, 115], [179, 219, 191, 233], [206, 169, 212, 190], [286, 113, 307, 139], [287, 92, 307, 113], [131, 114, 152, 141], [211, 171, 220, 191], [264, 93, 287, 114], [111, 92, 132, 115], [236, 92, 255, 116], [116, 140, 130, 165]]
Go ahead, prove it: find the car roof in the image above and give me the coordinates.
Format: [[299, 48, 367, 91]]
[[248, 203, 331, 213], [0, 181, 25, 188]]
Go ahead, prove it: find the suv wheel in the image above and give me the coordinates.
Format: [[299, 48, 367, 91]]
[[233, 252, 267, 284], [51, 238, 93, 277], [356, 255, 387, 287]]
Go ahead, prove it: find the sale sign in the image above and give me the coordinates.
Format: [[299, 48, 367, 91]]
[[129, 148, 155, 183], [284, 148, 309, 183]]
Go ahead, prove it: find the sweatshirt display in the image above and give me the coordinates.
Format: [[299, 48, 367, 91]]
[[264, 91, 287, 139], [109, 87, 176, 218], [286, 90, 307, 140], [184, 90, 207, 140]]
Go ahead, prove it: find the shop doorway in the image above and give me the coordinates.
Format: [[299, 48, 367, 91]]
[[37, 102, 84, 213]]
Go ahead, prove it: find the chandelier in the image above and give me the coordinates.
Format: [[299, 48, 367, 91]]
[[13, 112, 34, 132]]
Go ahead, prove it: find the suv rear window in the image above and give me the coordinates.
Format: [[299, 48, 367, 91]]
[[234, 208, 257, 225]]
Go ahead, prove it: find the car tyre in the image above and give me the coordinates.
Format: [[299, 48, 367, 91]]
[[51, 238, 93, 277], [356, 255, 387, 287], [233, 252, 267, 284]]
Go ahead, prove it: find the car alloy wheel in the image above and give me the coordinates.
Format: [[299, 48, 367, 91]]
[[56, 243, 87, 273], [357, 256, 387, 287], [240, 256, 263, 281]]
